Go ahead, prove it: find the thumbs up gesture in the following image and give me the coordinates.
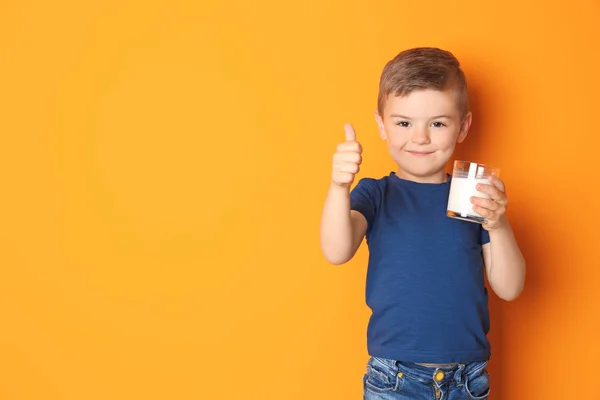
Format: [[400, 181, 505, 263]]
[[331, 123, 363, 188]]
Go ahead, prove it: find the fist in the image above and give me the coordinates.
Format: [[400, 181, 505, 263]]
[[331, 123, 363, 188]]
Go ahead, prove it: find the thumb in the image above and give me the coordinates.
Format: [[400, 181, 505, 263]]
[[344, 123, 357, 142]]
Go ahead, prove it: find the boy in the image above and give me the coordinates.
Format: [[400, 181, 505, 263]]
[[319, 48, 526, 399]]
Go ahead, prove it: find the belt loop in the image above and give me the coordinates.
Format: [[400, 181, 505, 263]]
[[454, 364, 466, 384]]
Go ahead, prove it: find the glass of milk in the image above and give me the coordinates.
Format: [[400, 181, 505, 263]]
[[446, 160, 501, 224]]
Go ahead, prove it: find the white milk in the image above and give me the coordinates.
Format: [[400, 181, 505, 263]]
[[447, 177, 491, 221]]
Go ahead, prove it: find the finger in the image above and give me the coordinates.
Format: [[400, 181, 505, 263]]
[[476, 183, 505, 202], [333, 172, 355, 185], [482, 219, 495, 231], [337, 162, 360, 174], [488, 175, 506, 192], [471, 196, 498, 211], [344, 123, 357, 142], [337, 141, 362, 154], [473, 204, 494, 220], [334, 151, 362, 164]]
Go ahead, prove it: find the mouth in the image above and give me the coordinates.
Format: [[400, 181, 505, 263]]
[[406, 150, 434, 157]]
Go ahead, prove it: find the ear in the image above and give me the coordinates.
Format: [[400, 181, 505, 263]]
[[457, 112, 472, 143], [374, 110, 387, 140]]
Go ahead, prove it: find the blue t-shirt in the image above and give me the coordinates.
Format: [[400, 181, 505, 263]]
[[350, 172, 491, 364]]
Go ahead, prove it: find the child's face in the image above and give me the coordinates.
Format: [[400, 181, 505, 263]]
[[375, 88, 471, 183]]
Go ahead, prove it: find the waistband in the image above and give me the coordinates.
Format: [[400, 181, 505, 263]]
[[371, 356, 488, 386]]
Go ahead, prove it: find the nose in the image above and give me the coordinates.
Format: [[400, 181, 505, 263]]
[[410, 127, 431, 145]]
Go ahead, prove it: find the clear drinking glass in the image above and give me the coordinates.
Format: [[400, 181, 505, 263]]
[[446, 160, 501, 224]]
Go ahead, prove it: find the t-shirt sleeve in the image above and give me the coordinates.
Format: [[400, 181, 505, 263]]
[[350, 178, 381, 228], [480, 225, 491, 245]]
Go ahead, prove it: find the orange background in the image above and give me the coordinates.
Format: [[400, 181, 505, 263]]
[[0, 1, 598, 399]]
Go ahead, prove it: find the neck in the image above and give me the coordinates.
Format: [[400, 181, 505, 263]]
[[395, 169, 448, 184]]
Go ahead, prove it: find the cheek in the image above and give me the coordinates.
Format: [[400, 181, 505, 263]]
[[385, 128, 407, 147], [387, 136, 405, 150], [434, 130, 459, 148]]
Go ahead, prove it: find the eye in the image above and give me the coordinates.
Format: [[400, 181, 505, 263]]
[[396, 121, 410, 127], [431, 121, 447, 128]]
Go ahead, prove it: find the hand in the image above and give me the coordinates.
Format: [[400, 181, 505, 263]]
[[471, 175, 509, 231], [331, 123, 363, 188]]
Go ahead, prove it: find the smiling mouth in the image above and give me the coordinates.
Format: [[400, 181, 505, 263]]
[[407, 150, 434, 156]]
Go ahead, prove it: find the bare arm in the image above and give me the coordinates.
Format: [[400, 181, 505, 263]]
[[320, 183, 367, 264], [320, 123, 367, 265], [472, 175, 526, 301], [482, 225, 526, 301]]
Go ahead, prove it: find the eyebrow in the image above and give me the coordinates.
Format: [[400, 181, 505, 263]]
[[389, 114, 453, 119]]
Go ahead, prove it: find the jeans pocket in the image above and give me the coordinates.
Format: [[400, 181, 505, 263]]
[[463, 367, 490, 399], [363, 358, 399, 393]]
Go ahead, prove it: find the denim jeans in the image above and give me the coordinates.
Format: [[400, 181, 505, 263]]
[[363, 356, 490, 399]]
